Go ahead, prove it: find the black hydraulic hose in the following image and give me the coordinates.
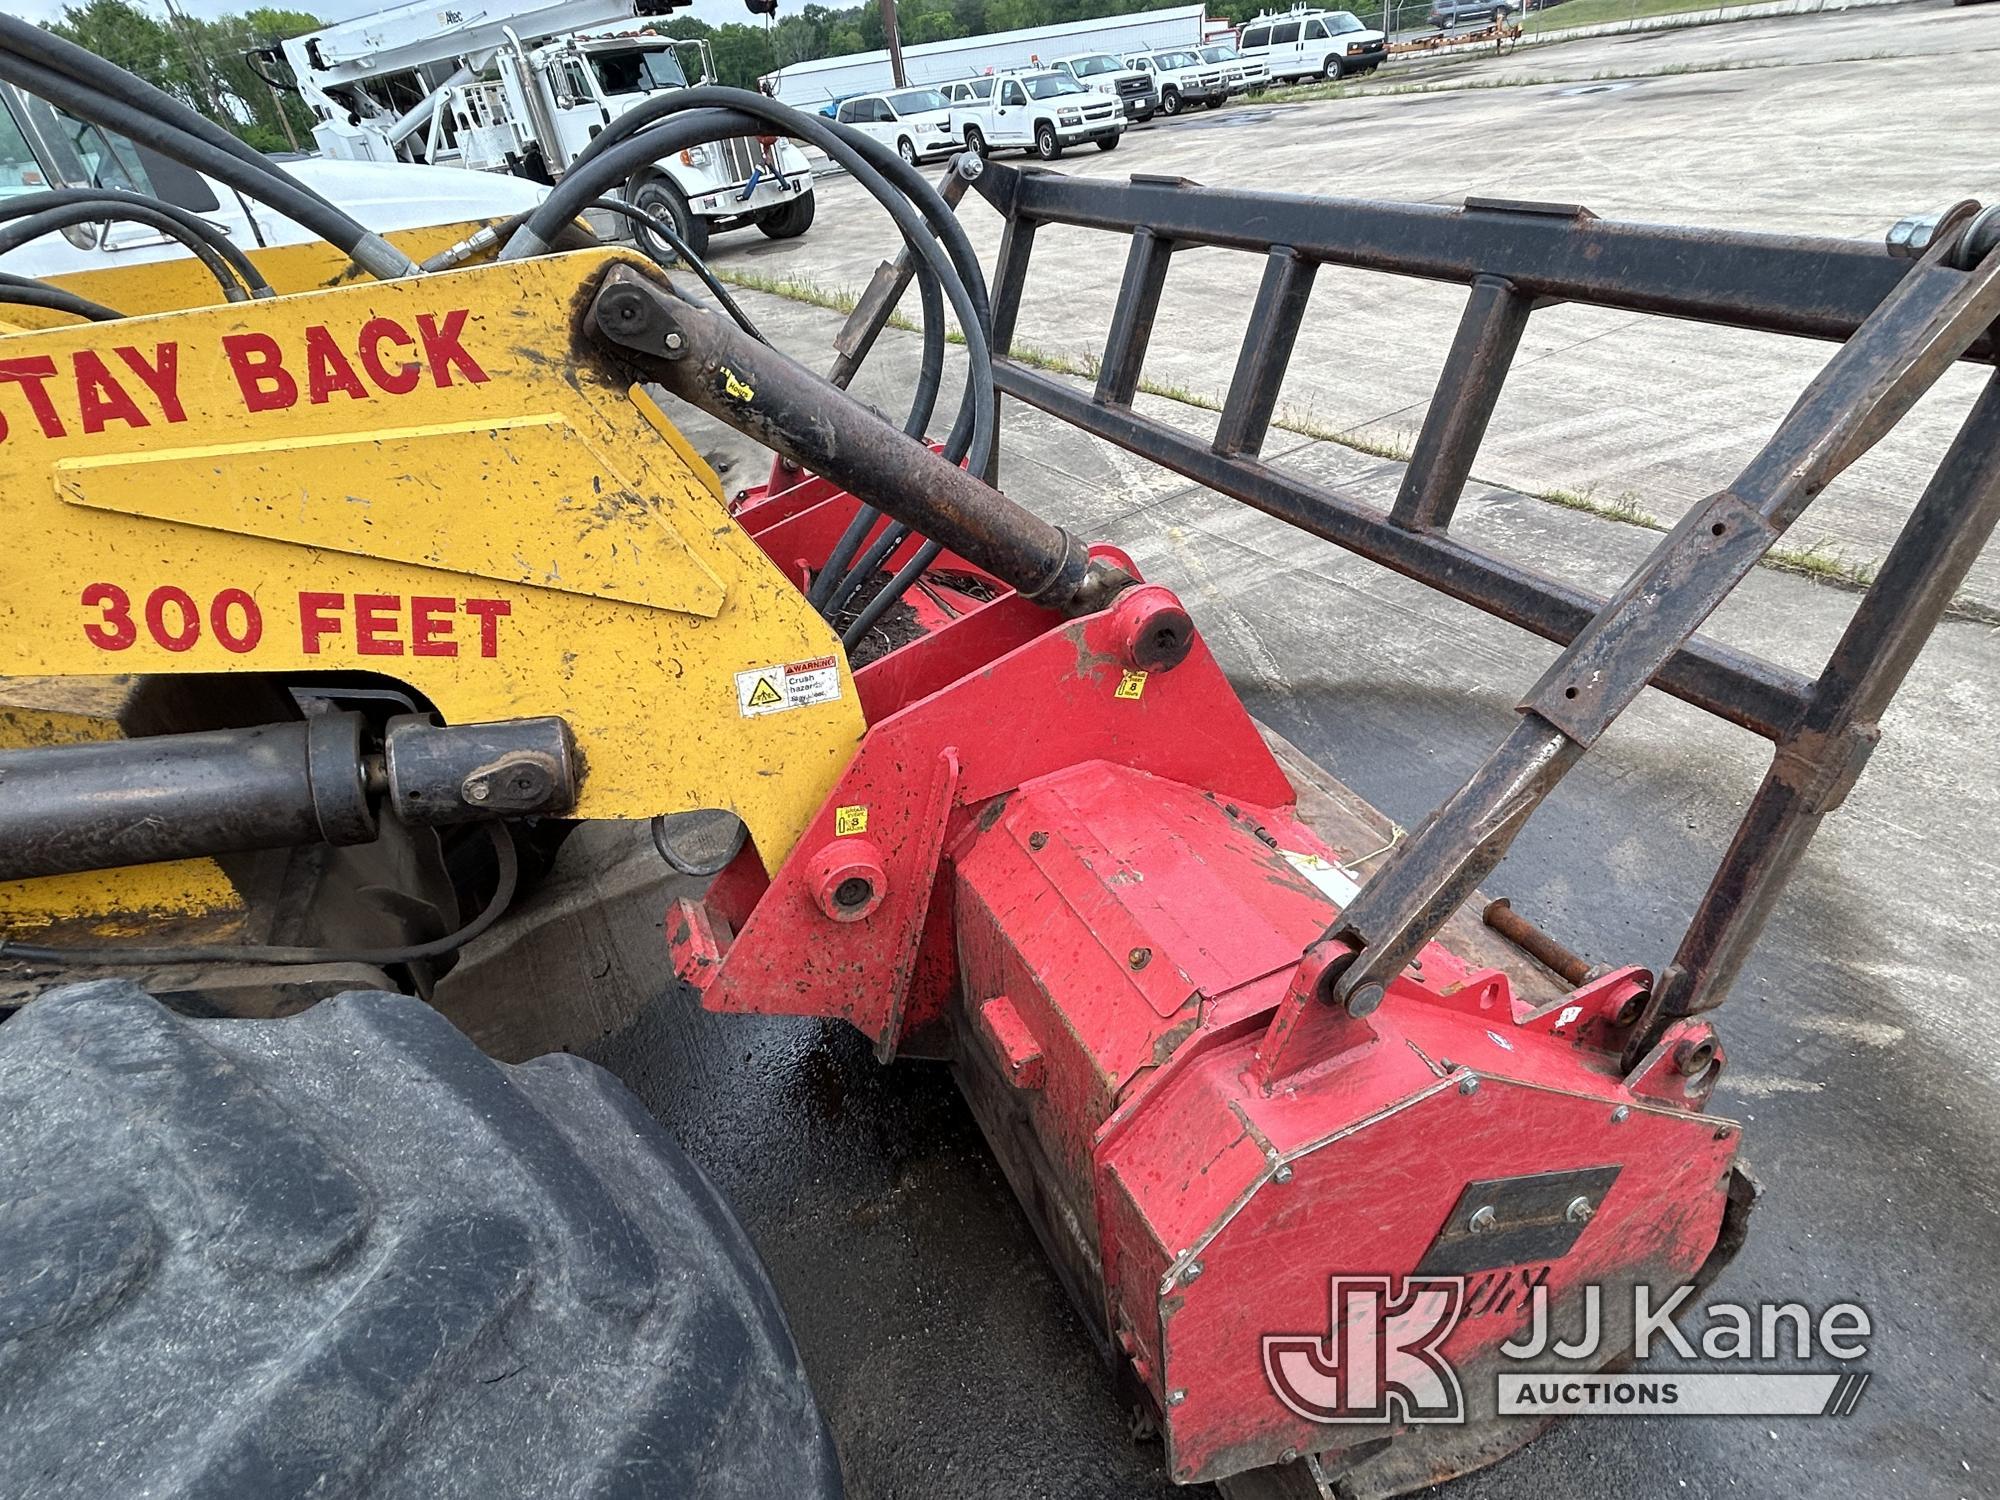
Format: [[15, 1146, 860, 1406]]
[[585, 197, 764, 342], [515, 89, 990, 467], [843, 540, 944, 651], [0, 187, 269, 296], [0, 275, 122, 322], [809, 505, 882, 609], [0, 204, 252, 301], [0, 17, 334, 205], [0, 35, 415, 278], [826, 521, 910, 614], [0, 824, 518, 969], [506, 104, 957, 452]]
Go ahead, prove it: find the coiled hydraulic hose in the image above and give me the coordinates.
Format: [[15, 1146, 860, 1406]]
[[0, 187, 270, 299], [0, 272, 122, 322], [508, 86, 999, 642]]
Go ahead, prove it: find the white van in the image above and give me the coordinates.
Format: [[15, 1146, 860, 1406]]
[[833, 87, 961, 165], [1239, 9, 1389, 84], [1119, 49, 1230, 117]]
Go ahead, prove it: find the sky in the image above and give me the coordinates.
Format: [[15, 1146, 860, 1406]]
[[12, 0, 798, 28]]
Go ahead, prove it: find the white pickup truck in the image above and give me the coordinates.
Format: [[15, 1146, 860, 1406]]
[[939, 71, 1124, 161], [1049, 52, 1160, 123], [1119, 48, 1231, 117]]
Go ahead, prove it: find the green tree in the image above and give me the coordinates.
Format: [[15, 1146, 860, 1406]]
[[45, 2, 323, 153]]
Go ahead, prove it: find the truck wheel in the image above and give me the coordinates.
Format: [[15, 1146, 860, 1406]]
[[1322, 56, 1348, 81], [1034, 122, 1062, 160], [962, 125, 987, 159], [1095, 134, 1121, 152], [757, 190, 817, 240], [625, 168, 709, 265], [0, 981, 843, 1500], [1205, 96, 1225, 108], [897, 136, 918, 166], [1161, 85, 1183, 116]]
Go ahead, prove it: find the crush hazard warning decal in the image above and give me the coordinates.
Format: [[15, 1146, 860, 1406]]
[[735, 655, 842, 717]]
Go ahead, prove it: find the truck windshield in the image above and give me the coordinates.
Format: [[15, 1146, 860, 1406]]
[[590, 47, 688, 95], [1153, 50, 1200, 68], [1200, 46, 1240, 61], [1024, 74, 1089, 99], [1067, 55, 1122, 76], [1329, 12, 1368, 31], [887, 88, 948, 114]]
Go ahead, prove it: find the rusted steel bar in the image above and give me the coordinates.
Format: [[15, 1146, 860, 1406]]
[[993, 359, 1816, 739], [1095, 227, 1176, 407], [972, 167, 2000, 361], [1632, 366, 2000, 1053], [1213, 246, 1318, 459], [829, 158, 975, 390], [1390, 274, 1533, 532], [1482, 898, 1596, 987], [1317, 229, 2000, 1014], [590, 265, 1130, 618]]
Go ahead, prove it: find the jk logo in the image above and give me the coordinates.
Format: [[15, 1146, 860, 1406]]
[[1263, 1276, 1467, 1425]]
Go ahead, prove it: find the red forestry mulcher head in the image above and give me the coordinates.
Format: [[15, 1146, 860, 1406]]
[[597, 164, 2000, 1496]]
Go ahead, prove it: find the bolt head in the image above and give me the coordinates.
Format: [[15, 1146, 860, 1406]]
[[663, 329, 686, 351], [1346, 980, 1386, 1017], [1457, 1073, 1480, 1096], [1611, 1104, 1631, 1124], [1280, 1448, 1298, 1464], [1168, 1388, 1187, 1407], [1565, 1195, 1594, 1225], [465, 778, 491, 802], [1468, 1205, 1499, 1235], [1128, 946, 1152, 970], [1273, 1162, 1294, 1185], [1182, 1260, 1203, 1284]]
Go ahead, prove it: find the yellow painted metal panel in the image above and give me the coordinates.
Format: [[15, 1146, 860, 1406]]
[[0, 249, 865, 871], [57, 415, 726, 616]]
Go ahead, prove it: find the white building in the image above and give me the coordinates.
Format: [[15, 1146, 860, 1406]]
[[761, 4, 1220, 110]]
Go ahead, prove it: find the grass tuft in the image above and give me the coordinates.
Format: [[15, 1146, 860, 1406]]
[[1538, 486, 1660, 527]]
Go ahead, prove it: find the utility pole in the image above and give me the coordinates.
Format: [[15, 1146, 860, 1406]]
[[161, 0, 223, 119], [878, 0, 906, 87]]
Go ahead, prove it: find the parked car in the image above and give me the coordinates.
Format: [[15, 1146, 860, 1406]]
[[1198, 43, 1268, 96], [941, 70, 1123, 161], [1119, 48, 1230, 116], [1239, 10, 1389, 83], [1428, 0, 1520, 27], [1050, 51, 1160, 122], [832, 86, 960, 164]]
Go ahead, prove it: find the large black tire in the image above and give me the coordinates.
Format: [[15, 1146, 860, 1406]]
[[1160, 85, 1183, 116], [624, 168, 709, 264], [1033, 122, 1062, 160], [0, 981, 842, 1500], [1095, 133, 1121, 152], [757, 190, 816, 240], [962, 125, 986, 159]]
